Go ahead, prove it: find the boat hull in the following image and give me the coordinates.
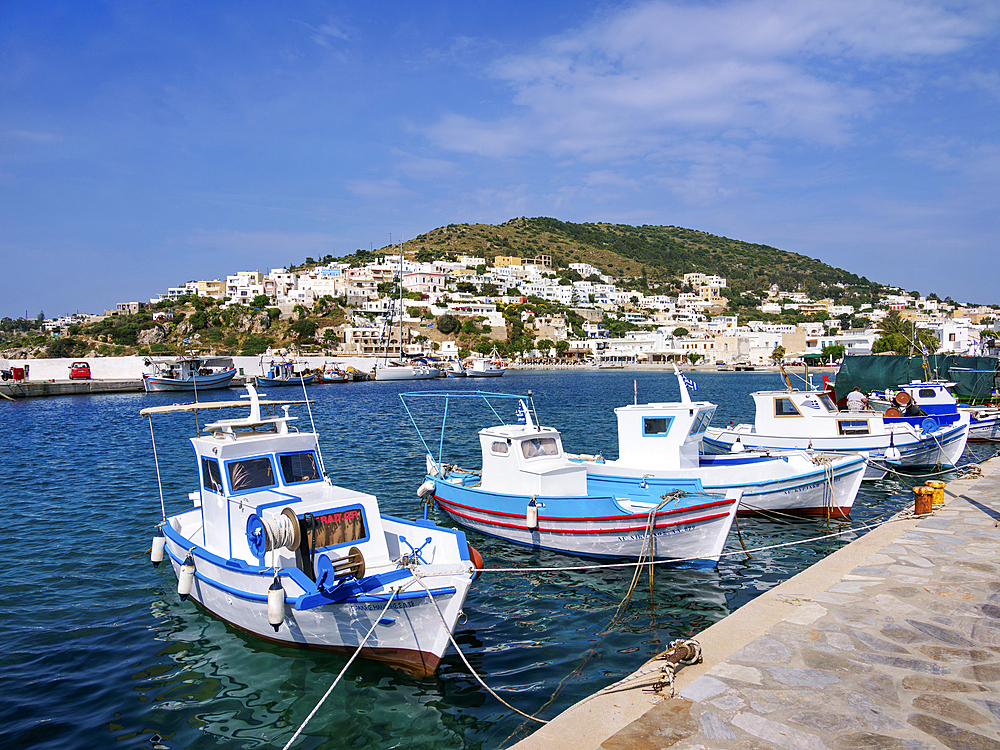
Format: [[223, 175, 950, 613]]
[[703, 422, 969, 479], [583, 452, 866, 518], [967, 411, 1000, 441], [430, 476, 739, 567], [254, 374, 316, 387], [142, 369, 237, 392], [465, 368, 505, 378], [162, 515, 471, 677], [374, 366, 441, 381]]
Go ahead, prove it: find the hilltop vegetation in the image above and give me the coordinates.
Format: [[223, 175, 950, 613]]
[[401, 217, 883, 306]]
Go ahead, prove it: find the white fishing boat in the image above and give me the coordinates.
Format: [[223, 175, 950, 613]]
[[401, 391, 742, 567], [703, 380, 970, 480], [141, 385, 478, 676], [576, 369, 866, 518], [374, 361, 441, 381], [142, 356, 237, 392], [465, 347, 506, 378]]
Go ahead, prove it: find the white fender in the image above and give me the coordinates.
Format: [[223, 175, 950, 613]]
[[177, 555, 196, 600], [730, 435, 745, 453], [417, 479, 436, 498], [526, 500, 538, 529], [267, 577, 285, 632], [150, 531, 166, 567]]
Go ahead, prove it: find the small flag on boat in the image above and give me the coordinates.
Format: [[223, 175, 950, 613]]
[[515, 402, 526, 424], [803, 398, 822, 409], [920, 343, 929, 355], [682, 376, 698, 391]]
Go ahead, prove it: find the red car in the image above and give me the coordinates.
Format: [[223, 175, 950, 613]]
[[69, 361, 91, 380]]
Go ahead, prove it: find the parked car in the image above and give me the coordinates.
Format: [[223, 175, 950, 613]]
[[69, 361, 91, 380]]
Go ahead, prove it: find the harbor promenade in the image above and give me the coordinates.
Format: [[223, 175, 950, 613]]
[[513, 458, 1000, 750]]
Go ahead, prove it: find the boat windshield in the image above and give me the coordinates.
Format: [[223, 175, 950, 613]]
[[279, 452, 320, 484], [521, 437, 560, 459], [228, 457, 276, 492]]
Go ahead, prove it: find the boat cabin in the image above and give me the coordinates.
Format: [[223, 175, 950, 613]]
[[612, 399, 716, 470], [749, 389, 890, 438], [182, 389, 392, 581], [477, 401, 588, 496], [882, 381, 960, 427]]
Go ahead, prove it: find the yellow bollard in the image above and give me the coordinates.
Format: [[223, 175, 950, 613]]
[[913, 486, 934, 515], [926, 480, 946, 506]]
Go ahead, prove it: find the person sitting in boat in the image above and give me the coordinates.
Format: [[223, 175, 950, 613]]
[[847, 387, 868, 412]]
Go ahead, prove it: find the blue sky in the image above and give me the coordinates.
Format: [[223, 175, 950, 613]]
[[2, 0, 998, 319]]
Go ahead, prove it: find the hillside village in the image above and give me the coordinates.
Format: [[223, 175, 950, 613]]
[[4, 219, 999, 366]]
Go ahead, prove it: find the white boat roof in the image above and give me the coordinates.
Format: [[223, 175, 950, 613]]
[[139, 397, 308, 417]]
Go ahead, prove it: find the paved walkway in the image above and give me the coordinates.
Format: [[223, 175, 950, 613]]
[[512, 458, 1000, 750]]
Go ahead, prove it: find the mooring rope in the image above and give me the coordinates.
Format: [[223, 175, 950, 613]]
[[408, 573, 549, 725], [281, 590, 398, 750], [474, 517, 895, 575]]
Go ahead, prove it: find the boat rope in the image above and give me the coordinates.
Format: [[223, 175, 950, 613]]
[[280, 589, 398, 750], [408, 572, 549, 725], [258, 513, 298, 552], [146, 415, 167, 522], [866, 446, 1000, 479], [645, 639, 703, 697], [607, 490, 685, 629], [474, 517, 898, 575]]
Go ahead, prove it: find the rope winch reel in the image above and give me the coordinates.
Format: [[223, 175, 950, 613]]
[[316, 546, 366, 591], [246, 507, 301, 558]]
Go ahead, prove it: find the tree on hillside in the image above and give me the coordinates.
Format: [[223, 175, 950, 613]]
[[872, 311, 938, 355]]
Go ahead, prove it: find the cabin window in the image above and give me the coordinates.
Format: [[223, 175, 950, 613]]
[[837, 420, 870, 435], [643, 417, 673, 436], [491, 441, 509, 455], [227, 457, 276, 493], [817, 394, 837, 411], [521, 437, 560, 459], [279, 452, 320, 484], [774, 398, 801, 417], [689, 410, 714, 435], [309, 505, 369, 551], [918, 389, 936, 399], [201, 457, 223, 494]]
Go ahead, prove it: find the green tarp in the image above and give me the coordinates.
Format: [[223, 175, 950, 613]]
[[835, 355, 1000, 403]]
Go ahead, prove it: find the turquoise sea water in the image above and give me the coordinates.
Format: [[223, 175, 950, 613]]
[[1, 370, 994, 750]]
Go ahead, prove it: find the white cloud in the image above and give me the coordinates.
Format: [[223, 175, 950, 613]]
[[426, 0, 994, 160]]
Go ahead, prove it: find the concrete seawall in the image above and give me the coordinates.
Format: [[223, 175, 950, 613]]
[[512, 458, 1000, 750]]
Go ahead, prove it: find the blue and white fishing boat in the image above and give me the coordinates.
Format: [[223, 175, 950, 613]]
[[141, 385, 478, 676], [867, 380, 1000, 443], [255, 358, 315, 387], [401, 391, 742, 567], [142, 356, 237, 392], [575, 369, 866, 518], [703, 380, 970, 480]]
